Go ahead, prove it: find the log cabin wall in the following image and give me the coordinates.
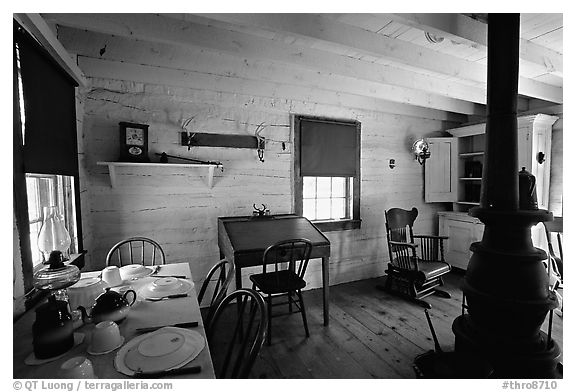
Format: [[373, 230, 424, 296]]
[[549, 115, 563, 217], [57, 27, 459, 295]]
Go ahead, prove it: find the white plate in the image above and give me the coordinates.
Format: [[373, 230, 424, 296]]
[[138, 278, 194, 300], [114, 327, 204, 375], [119, 265, 154, 280]]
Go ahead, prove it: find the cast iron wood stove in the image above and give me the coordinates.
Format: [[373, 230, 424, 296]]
[[451, 14, 561, 378]]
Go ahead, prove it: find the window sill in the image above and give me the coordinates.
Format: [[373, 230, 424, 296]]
[[312, 219, 361, 232]]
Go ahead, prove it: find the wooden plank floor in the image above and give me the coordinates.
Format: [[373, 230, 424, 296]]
[[209, 271, 564, 378]]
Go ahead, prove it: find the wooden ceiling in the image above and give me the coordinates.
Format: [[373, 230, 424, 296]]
[[39, 13, 563, 119]]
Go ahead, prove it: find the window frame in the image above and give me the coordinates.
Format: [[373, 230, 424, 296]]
[[293, 115, 361, 232], [13, 22, 84, 309]]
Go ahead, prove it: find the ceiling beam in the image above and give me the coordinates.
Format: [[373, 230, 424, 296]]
[[14, 13, 87, 87], [386, 13, 562, 77], [193, 13, 561, 103], [43, 13, 490, 108], [58, 27, 483, 115]]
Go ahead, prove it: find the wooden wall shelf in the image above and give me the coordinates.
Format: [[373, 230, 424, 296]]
[[96, 161, 221, 188]]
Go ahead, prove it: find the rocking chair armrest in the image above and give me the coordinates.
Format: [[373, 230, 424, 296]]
[[388, 240, 418, 249], [413, 234, 449, 241]]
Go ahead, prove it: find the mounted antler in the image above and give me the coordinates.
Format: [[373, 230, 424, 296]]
[[253, 204, 267, 215]]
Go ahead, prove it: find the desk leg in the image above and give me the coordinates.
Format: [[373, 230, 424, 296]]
[[322, 256, 329, 326]]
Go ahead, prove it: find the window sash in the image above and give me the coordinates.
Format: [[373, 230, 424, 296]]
[[25, 174, 78, 267], [302, 176, 352, 222]]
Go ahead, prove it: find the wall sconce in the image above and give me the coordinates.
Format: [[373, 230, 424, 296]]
[[412, 138, 431, 165]]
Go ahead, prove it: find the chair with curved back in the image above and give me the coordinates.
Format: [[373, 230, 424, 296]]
[[543, 216, 563, 284], [207, 288, 268, 379], [378, 207, 452, 309], [105, 237, 166, 267], [197, 259, 235, 326], [249, 238, 313, 345]]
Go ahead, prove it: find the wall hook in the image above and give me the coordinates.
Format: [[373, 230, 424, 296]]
[[181, 131, 197, 151]]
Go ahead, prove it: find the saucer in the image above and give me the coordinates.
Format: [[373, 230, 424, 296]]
[[87, 336, 125, 355], [138, 278, 193, 300], [25, 333, 85, 366]]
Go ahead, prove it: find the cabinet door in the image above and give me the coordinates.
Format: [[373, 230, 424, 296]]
[[440, 217, 477, 270], [425, 137, 458, 202]]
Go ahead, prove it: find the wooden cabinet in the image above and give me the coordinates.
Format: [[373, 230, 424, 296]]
[[430, 114, 558, 270], [424, 137, 458, 202], [425, 114, 557, 212], [439, 212, 483, 270]]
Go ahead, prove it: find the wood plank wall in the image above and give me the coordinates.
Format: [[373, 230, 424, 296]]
[[58, 27, 457, 302], [549, 116, 563, 217]]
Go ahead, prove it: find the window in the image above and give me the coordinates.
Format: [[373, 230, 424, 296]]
[[303, 177, 352, 221], [14, 21, 83, 298], [26, 174, 78, 268], [294, 115, 361, 231]]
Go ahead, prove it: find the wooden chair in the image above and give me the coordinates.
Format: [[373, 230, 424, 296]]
[[207, 289, 267, 378], [249, 238, 312, 345], [105, 237, 166, 267], [378, 207, 452, 309], [544, 217, 563, 284], [197, 259, 235, 326]]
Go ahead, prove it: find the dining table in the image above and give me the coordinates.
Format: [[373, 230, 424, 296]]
[[13, 263, 215, 379], [217, 214, 331, 326]]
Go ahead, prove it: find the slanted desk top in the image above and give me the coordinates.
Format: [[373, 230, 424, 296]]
[[217, 214, 331, 325]]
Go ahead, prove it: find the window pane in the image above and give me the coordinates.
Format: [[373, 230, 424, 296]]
[[26, 177, 40, 222], [303, 199, 316, 220], [29, 221, 42, 266], [26, 173, 78, 261], [316, 199, 331, 220], [303, 177, 316, 199], [316, 177, 331, 198], [331, 198, 346, 220], [332, 177, 346, 198]]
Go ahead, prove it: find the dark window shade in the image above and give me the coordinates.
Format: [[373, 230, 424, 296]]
[[300, 119, 358, 177], [16, 24, 79, 177]]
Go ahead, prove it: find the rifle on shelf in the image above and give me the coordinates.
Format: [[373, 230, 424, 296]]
[[156, 152, 223, 171]]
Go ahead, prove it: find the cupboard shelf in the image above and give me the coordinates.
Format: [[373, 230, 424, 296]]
[[456, 201, 480, 206], [459, 152, 484, 158], [459, 177, 482, 181], [96, 161, 221, 188]]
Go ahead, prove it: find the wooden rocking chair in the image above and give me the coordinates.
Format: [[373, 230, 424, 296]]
[[378, 207, 452, 309]]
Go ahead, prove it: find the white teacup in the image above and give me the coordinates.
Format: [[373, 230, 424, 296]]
[[60, 356, 96, 378], [102, 266, 123, 287], [89, 321, 123, 354]]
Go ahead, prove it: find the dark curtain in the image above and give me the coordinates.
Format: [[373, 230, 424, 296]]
[[15, 22, 79, 176], [300, 118, 358, 177]]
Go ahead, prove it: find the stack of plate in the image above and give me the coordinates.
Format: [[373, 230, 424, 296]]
[[114, 327, 204, 376], [119, 264, 154, 281], [138, 277, 193, 300]]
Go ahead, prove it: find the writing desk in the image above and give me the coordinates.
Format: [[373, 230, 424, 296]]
[[217, 214, 331, 326]]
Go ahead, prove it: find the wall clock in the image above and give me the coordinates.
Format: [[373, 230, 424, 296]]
[[119, 122, 150, 162]]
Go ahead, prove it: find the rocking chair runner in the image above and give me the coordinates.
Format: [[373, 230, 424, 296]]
[[378, 207, 452, 309]]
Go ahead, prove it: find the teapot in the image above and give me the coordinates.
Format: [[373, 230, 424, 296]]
[[78, 287, 136, 324], [518, 167, 539, 210], [33, 295, 75, 359]]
